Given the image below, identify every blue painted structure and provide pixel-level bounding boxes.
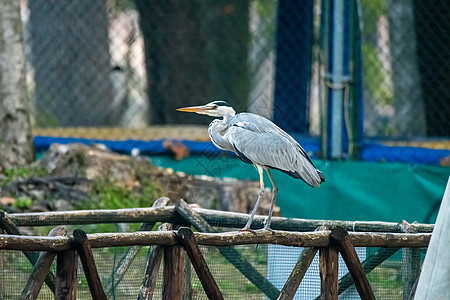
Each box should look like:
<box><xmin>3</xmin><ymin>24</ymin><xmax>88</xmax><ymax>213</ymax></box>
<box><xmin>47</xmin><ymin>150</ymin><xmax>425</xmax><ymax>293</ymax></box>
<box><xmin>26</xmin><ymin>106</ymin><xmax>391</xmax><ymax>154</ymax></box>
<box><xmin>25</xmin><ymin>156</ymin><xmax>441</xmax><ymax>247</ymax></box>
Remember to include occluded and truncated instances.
<box><xmin>34</xmin><ymin>136</ymin><xmax>449</xmax><ymax>166</ymax></box>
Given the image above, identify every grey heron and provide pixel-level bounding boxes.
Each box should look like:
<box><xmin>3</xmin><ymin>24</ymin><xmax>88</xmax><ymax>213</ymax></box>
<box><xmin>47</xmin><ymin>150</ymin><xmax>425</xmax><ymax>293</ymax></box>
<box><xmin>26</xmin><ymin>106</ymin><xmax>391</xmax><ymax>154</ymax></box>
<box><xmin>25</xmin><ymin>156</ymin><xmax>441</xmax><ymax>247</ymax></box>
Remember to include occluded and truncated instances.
<box><xmin>177</xmin><ymin>100</ymin><xmax>325</xmax><ymax>230</ymax></box>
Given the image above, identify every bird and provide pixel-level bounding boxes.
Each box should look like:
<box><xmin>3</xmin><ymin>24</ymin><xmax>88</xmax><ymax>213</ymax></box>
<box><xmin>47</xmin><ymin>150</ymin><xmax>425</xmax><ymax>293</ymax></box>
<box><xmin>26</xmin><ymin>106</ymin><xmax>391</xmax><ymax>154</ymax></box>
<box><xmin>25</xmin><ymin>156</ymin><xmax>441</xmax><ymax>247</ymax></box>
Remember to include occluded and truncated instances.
<box><xmin>177</xmin><ymin>100</ymin><xmax>325</xmax><ymax>230</ymax></box>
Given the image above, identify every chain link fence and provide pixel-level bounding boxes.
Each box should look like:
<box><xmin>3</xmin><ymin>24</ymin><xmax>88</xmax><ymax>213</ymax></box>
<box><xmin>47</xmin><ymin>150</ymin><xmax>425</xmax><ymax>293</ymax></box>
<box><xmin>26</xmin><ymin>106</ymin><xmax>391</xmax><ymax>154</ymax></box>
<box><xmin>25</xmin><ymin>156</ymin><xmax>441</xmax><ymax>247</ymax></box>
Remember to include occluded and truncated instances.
<box><xmin>22</xmin><ymin>0</ymin><xmax>449</xmax><ymax>140</ymax></box>
<box><xmin>360</xmin><ymin>0</ymin><xmax>449</xmax><ymax>137</ymax></box>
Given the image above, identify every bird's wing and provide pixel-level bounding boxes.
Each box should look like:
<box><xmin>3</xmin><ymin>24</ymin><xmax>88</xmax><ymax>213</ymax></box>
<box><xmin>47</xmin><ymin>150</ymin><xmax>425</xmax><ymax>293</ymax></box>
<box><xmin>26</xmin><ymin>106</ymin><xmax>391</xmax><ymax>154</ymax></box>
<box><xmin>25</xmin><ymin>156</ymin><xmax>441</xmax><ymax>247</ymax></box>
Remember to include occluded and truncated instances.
<box><xmin>227</xmin><ymin>113</ymin><xmax>323</xmax><ymax>187</ymax></box>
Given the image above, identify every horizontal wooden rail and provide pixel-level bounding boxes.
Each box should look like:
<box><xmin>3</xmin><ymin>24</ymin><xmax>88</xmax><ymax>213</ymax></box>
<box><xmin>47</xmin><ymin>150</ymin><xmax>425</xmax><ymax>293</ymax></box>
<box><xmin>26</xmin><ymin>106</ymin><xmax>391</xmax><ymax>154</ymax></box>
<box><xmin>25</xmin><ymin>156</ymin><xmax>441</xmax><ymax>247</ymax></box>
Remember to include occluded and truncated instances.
<box><xmin>0</xmin><ymin>230</ymin><xmax>431</xmax><ymax>252</ymax></box>
<box><xmin>7</xmin><ymin>207</ymin><xmax>175</xmax><ymax>226</ymax></box>
<box><xmin>5</xmin><ymin>207</ymin><xmax>434</xmax><ymax>233</ymax></box>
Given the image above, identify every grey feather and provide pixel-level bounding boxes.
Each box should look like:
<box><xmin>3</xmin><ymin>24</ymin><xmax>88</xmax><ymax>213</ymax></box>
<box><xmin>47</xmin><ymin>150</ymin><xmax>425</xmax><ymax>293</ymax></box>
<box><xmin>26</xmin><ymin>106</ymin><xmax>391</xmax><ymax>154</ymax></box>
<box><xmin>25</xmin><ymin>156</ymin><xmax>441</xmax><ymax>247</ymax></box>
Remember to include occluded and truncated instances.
<box><xmin>178</xmin><ymin>100</ymin><xmax>324</xmax><ymax>230</ymax></box>
<box><xmin>208</xmin><ymin>113</ymin><xmax>324</xmax><ymax>188</ymax></box>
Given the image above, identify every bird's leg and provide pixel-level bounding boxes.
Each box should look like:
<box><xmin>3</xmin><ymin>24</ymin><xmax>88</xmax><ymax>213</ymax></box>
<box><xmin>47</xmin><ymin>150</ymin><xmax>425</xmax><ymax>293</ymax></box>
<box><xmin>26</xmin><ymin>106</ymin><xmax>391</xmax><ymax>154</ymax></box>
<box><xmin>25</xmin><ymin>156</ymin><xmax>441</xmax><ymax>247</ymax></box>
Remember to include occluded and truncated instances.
<box><xmin>241</xmin><ymin>165</ymin><xmax>265</xmax><ymax>231</ymax></box>
<box><xmin>263</xmin><ymin>169</ymin><xmax>278</xmax><ymax>230</ymax></box>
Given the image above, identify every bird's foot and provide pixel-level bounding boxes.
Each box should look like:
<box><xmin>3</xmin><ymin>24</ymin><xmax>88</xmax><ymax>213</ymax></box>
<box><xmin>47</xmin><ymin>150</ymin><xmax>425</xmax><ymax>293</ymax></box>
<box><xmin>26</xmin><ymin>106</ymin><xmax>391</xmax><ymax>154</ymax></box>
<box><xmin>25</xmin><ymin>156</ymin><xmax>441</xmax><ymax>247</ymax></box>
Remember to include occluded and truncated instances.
<box><xmin>261</xmin><ymin>226</ymin><xmax>275</xmax><ymax>233</ymax></box>
<box><xmin>238</xmin><ymin>227</ymin><xmax>257</xmax><ymax>234</ymax></box>
<box><xmin>263</xmin><ymin>217</ymin><xmax>272</xmax><ymax>230</ymax></box>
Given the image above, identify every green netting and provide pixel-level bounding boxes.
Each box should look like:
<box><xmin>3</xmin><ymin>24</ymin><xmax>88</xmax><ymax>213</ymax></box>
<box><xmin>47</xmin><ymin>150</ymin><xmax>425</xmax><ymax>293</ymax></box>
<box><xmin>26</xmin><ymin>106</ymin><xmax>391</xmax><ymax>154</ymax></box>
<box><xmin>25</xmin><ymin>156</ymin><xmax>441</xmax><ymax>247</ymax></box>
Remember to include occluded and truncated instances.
<box><xmin>151</xmin><ymin>156</ymin><xmax>449</xmax><ymax>223</ymax></box>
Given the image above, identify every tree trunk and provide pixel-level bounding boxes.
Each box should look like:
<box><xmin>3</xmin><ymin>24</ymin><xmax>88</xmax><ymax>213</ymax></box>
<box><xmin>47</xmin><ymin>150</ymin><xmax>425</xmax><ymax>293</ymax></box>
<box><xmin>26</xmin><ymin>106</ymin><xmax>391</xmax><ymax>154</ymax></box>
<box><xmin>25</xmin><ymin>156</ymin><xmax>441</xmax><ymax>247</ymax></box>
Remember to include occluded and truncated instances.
<box><xmin>413</xmin><ymin>0</ymin><xmax>450</xmax><ymax>137</ymax></box>
<box><xmin>136</xmin><ymin>0</ymin><xmax>249</xmax><ymax>124</ymax></box>
<box><xmin>0</xmin><ymin>0</ymin><xmax>34</xmax><ymax>170</ymax></box>
<box><xmin>28</xmin><ymin>0</ymin><xmax>114</xmax><ymax>127</ymax></box>
<box><xmin>204</xmin><ymin>0</ymin><xmax>250</xmax><ymax>113</ymax></box>
<box><xmin>387</xmin><ymin>0</ymin><xmax>426</xmax><ymax>137</ymax></box>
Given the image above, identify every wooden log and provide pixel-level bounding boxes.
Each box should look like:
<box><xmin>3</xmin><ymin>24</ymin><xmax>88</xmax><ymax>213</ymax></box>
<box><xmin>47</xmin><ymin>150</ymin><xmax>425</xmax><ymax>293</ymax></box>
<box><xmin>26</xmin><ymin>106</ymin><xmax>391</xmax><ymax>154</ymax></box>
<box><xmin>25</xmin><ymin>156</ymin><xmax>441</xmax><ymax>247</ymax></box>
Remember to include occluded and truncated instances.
<box><xmin>138</xmin><ymin>223</ymin><xmax>172</xmax><ymax>300</ymax></box>
<box><xmin>330</xmin><ymin>226</ymin><xmax>375</xmax><ymax>300</ymax></box>
<box><xmin>72</xmin><ymin>229</ymin><xmax>107</xmax><ymax>300</ymax></box>
<box><xmin>0</xmin><ymin>230</ymin><xmax>432</xmax><ymax>252</ymax></box>
<box><xmin>319</xmin><ymin>246</ymin><xmax>339</xmax><ymax>300</ymax></box>
<box><xmin>192</xmin><ymin>208</ymin><xmax>434</xmax><ymax>233</ymax></box>
<box><xmin>162</xmin><ymin>244</ymin><xmax>184</xmax><ymax>300</ymax></box>
<box><xmin>8</xmin><ymin>206</ymin><xmax>174</xmax><ymax>226</ymax></box>
<box><xmin>0</xmin><ymin>209</ymin><xmax>39</xmax><ymax>264</ymax></box>
<box><xmin>195</xmin><ymin>230</ymin><xmax>431</xmax><ymax>248</ymax></box>
<box><xmin>0</xmin><ymin>211</ymin><xmax>56</xmax><ymax>293</ymax></box>
<box><xmin>20</xmin><ymin>226</ymin><xmax>67</xmax><ymax>300</ymax></box>
<box><xmin>400</xmin><ymin>221</ymin><xmax>421</xmax><ymax>300</ymax></box>
<box><xmin>0</xmin><ymin>210</ymin><xmax>25</xmax><ymax>235</ymax></box>
<box><xmin>176</xmin><ymin>227</ymin><xmax>224</xmax><ymax>300</ymax></box>
<box><xmin>348</xmin><ymin>232</ymin><xmax>430</xmax><ymax>248</ymax></box>
<box><xmin>338</xmin><ymin>247</ymin><xmax>399</xmax><ymax>295</ymax></box>
<box><xmin>0</xmin><ymin>231</ymin><xmax>177</xmax><ymax>251</ymax></box>
<box><xmin>277</xmin><ymin>247</ymin><xmax>318</xmax><ymax>300</ymax></box>
<box><xmin>55</xmin><ymin>250</ymin><xmax>78</xmax><ymax>300</ymax></box>
<box><xmin>104</xmin><ymin>197</ymin><xmax>170</xmax><ymax>297</ymax></box>
<box><xmin>7</xmin><ymin>207</ymin><xmax>434</xmax><ymax>233</ymax></box>
<box><xmin>175</xmin><ymin>199</ymin><xmax>281</xmax><ymax>300</ymax></box>
<box><xmin>195</xmin><ymin>229</ymin><xmax>331</xmax><ymax>247</ymax></box>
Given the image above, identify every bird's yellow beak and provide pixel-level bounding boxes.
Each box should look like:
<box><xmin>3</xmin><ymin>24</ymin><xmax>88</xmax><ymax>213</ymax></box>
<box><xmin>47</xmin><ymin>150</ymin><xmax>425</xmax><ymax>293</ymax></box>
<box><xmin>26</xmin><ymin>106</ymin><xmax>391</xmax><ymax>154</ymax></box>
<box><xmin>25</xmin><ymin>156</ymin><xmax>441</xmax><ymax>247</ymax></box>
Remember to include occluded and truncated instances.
<box><xmin>176</xmin><ymin>105</ymin><xmax>209</xmax><ymax>113</ymax></box>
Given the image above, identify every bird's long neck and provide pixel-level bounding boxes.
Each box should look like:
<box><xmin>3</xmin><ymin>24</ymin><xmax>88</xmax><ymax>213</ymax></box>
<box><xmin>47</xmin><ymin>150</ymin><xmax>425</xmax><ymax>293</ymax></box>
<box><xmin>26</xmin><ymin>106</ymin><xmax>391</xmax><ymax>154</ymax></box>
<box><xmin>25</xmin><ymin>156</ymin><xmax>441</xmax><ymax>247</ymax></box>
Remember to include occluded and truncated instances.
<box><xmin>208</xmin><ymin>116</ymin><xmax>233</xmax><ymax>151</ymax></box>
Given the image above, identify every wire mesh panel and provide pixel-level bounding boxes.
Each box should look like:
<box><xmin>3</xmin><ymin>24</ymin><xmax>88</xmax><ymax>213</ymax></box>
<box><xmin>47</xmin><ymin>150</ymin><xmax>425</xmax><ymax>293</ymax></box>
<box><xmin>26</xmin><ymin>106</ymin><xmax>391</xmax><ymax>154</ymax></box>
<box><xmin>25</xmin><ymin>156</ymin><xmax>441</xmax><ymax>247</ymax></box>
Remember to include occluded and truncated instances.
<box><xmin>0</xmin><ymin>242</ymin><xmax>425</xmax><ymax>299</ymax></box>
<box><xmin>267</xmin><ymin>245</ymin><xmax>364</xmax><ymax>299</ymax></box>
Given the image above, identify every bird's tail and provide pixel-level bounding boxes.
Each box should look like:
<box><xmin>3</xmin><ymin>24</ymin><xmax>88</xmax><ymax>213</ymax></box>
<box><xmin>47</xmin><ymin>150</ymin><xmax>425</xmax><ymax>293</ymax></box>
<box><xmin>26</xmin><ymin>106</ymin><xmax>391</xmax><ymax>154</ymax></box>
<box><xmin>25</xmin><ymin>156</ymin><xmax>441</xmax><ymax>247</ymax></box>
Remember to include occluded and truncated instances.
<box><xmin>317</xmin><ymin>170</ymin><xmax>325</xmax><ymax>183</ymax></box>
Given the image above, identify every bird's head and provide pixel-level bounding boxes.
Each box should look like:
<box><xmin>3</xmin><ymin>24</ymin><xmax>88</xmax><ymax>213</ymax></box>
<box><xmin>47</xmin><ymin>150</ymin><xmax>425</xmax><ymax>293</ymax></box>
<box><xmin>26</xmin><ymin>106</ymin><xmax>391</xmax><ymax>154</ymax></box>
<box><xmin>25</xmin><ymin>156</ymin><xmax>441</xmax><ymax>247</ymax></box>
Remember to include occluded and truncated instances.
<box><xmin>177</xmin><ymin>100</ymin><xmax>236</xmax><ymax>118</ymax></box>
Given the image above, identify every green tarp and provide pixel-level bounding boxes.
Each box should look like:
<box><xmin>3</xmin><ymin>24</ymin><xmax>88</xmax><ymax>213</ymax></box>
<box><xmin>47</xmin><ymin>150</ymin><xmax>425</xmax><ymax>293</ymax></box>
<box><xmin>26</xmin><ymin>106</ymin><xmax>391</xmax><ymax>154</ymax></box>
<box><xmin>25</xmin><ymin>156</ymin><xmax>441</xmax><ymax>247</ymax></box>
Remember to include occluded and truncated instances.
<box><xmin>151</xmin><ymin>156</ymin><xmax>449</xmax><ymax>223</ymax></box>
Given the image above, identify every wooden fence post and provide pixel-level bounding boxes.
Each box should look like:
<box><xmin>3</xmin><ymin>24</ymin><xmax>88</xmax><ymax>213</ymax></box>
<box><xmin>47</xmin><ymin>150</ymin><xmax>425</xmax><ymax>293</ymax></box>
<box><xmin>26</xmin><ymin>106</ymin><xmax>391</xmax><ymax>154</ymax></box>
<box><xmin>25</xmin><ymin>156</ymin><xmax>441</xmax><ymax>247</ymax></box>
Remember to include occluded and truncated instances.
<box><xmin>73</xmin><ymin>229</ymin><xmax>107</xmax><ymax>300</ymax></box>
<box><xmin>138</xmin><ymin>223</ymin><xmax>172</xmax><ymax>300</ymax></box>
<box><xmin>162</xmin><ymin>244</ymin><xmax>184</xmax><ymax>300</ymax></box>
<box><xmin>55</xmin><ymin>250</ymin><xmax>78</xmax><ymax>300</ymax></box>
<box><xmin>338</xmin><ymin>247</ymin><xmax>398</xmax><ymax>295</ymax></box>
<box><xmin>319</xmin><ymin>246</ymin><xmax>339</xmax><ymax>300</ymax></box>
<box><xmin>176</xmin><ymin>227</ymin><xmax>224</xmax><ymax>300</ymax></box>
<box><xmin>330</xmin><ymin>226</ymin><xmax>375</xmax><ymax>300</ymax></box>
<box><xmin>20</xmin><ymin>226</ymin><xmax>67</xmax><ymax>300</ymax></box>
<box><xmin>104</xmin><ymin>197</ymin><xmax>170</xmax><ymax>297</ymax></box>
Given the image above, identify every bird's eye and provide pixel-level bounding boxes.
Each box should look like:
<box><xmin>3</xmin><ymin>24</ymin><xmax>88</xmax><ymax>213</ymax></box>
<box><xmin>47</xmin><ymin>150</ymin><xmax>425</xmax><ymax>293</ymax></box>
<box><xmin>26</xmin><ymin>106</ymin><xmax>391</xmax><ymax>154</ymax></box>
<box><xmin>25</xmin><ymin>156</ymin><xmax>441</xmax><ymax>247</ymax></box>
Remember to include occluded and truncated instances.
<box><xmin>209</xmin><ymin>105</ymin><xmax>218</xmax><ymax>109</ymax></box>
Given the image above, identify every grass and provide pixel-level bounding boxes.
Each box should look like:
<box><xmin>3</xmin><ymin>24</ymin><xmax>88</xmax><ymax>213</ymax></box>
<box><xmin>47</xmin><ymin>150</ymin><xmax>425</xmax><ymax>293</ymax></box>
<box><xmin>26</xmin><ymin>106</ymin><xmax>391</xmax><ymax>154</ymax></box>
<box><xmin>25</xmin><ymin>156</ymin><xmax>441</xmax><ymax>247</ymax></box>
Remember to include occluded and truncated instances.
<box><xmin>368</xmin><ymin>263</ymin><xmax>403</xmax><ymax>298</ymax></box>
<box><xmin>0</xmin><ymin>167</ymin><xmax>48</xmax><ymax>185</ymax></box>
<box><xmin>75</xmin><ymin>180</ymin><xmax>164</xmax><ymax>211</ymax></box>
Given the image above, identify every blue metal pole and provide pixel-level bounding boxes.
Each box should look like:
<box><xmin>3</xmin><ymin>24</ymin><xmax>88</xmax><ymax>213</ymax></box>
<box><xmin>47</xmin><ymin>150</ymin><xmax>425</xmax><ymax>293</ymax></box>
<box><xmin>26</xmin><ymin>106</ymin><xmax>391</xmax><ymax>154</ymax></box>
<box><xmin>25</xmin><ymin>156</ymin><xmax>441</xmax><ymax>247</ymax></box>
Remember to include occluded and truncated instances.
<box><xmin>330</xmin><ymin>0</ymin><xmax>346</xmax><ymax>159</ymax></box>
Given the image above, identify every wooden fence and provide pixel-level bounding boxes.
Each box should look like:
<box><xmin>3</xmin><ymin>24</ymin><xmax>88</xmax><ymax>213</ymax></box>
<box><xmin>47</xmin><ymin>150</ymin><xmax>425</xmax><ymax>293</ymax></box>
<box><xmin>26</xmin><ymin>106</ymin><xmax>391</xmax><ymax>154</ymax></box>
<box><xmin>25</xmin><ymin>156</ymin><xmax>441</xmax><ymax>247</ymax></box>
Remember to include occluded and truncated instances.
<box><xmin>0</xmin><ymin>198</ymin><xmax>432</xmax><ymax>300</ymax></box>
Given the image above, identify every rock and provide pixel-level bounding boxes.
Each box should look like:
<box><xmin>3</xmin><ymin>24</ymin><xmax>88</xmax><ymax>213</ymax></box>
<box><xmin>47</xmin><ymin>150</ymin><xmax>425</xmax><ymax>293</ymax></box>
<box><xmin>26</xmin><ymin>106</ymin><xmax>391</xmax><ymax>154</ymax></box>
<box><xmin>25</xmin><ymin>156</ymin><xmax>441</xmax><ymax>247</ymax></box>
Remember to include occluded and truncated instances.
<box><xmin>32</xmin><ymin>143</ymin><xmax>281</xmax><ymax>216</ymax></box>
<box><xmin>36</xmin><ymin>143</ymin><xmax>156</xmax><ymax>184</ymax></box>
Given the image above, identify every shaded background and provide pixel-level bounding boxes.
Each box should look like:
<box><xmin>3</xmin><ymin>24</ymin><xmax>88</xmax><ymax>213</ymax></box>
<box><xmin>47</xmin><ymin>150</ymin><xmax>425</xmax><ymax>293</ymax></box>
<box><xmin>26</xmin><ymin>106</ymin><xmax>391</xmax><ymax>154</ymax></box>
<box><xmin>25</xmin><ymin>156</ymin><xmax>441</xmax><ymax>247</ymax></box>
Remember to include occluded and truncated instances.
<box><xmin>23</xmin><ymin>0</ymin><xmax>449</xmax><ymax>138</ymax></box>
